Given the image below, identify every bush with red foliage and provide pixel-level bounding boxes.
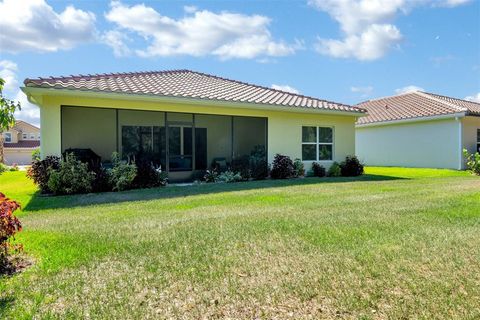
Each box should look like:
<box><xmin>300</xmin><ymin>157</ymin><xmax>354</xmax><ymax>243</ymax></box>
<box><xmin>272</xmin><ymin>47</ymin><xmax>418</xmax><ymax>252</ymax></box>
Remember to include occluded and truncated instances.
<box><xmin>0</xmin><ymin>193</ymin><xmax>22</xmax><ymax>265</ymax></box>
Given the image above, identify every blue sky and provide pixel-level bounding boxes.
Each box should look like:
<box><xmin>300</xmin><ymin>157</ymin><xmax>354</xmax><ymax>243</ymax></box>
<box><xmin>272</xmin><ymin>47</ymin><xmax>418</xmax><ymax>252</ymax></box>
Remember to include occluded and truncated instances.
<box><xmin>0</xmin><ymin>0</ymin><xmax>479</xmax><ymax>126</ymax></box>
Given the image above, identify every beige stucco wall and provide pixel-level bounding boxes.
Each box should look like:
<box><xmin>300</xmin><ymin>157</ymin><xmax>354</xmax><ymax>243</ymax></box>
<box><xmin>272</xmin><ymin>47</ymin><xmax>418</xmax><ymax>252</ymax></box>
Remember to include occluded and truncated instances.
<box><xmin>462</xmin><ymin>116</ymin><xmax>480</xmax><ymax>155</ymax></box>
<box><xmin>15</xmin><ymin>121</ymin><xmax>40</xmax><ymax>140</ymax></box>
<box><xmin>356</xmin><ymin>118</ymin><xmax>461</xmax><ymax>169</ymax></box>
<box><xmin>35</xmin><ymin>94</ymin><xmax>357</xmax><ymax>171</ymax></box>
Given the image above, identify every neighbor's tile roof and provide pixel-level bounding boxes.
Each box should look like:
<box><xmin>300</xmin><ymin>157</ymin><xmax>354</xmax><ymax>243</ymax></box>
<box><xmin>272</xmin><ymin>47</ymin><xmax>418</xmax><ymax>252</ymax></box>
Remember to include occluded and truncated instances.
<box><xmin>356</xmin><ymin>91</ymin><xmax>480</xmax><ymax>125</ymax></box>
<box><xmin>24</xmin><ymin>70</ymin><xmax>363</xmax><ymax>114</ymax></box>
<box><xmin>4</xmin><ymin>141</ymin><xmax>40</xmax><ymax>149</ymax></box>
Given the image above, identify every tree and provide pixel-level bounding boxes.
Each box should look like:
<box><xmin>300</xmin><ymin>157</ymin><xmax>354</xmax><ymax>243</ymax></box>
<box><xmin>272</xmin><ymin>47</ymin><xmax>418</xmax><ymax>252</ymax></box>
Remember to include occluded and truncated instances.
<box><xmin>0</xmin><ymin>78</ymin><xmax>21</xmax><ymax>163</ymax></box>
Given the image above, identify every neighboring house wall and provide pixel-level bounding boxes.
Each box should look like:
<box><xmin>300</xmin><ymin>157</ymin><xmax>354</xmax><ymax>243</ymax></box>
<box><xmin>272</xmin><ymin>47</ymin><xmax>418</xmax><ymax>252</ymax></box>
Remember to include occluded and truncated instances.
<box><xmin>14</xmin><ymin>121</ymin><xmax>40</xmax><ymax>140</ymax></box>
<box><xmin>356</xmin><ymin>118</ymin><xmax>461</xmax><ymax>169</ymax></box>
<box><xmin>38</xmin><ymin>95</ymin><xmax>357</xmax><ymax>171</ymax></box>
<box><xmin>2</xmin><ymin>122</ymin><xmax>40</xmax><ymax>165</ymax></box>
<box><xmin>462</xmin><ymin>116</ymin><xmax>480</xmax><ymax>154</ymax></box>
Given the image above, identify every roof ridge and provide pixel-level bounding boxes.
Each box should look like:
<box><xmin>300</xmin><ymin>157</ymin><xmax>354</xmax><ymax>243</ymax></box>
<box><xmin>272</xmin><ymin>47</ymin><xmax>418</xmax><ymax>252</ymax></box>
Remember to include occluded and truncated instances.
<box><xmin>24</xmin><ymin>69</ymin><xmax>191</xmax><ymax>85</ymax></box>
<box><xmin>415</xmin><ymin>91</ymin><xmax>467</xmax><ymax>113</ymax></box>
<box><xmin>420</xmin><ymin>90</ymin><xmax>480</xmax><ymax>107</ymax></box>
<box><xmin>355</xmin><ymin>91</ymin><xmax>418</xmax><ymax>106</ymax></box>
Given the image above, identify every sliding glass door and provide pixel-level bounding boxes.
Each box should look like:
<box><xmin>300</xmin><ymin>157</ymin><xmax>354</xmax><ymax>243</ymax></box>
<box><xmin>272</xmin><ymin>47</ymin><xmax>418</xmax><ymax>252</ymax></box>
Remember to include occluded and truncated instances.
<box><xmin>168</xmin><ymin>125</ymin><xmax>193</xmax><ymax>171</ymax></box>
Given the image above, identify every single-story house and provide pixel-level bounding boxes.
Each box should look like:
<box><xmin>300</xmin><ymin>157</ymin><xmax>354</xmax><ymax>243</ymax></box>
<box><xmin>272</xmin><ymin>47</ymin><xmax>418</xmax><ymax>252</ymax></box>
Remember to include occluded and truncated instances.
<box><xmin>356</xmin><ymin>91</ymin><xmax>480</xmax><ymax>170</ymax></box>
<box><xmin>2</xmin><ymin>120</ymin><xmax>40</xmax><ymax>165</ymax></box>
<box><xmin>22</xmin><ymin>70</ymin><xmax>364</xmax><ymax>181</ymax></box>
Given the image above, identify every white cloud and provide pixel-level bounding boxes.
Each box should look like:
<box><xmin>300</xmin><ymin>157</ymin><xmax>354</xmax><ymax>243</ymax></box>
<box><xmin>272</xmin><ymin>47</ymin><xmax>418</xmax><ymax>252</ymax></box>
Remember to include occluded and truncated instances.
<box><xmin>271</xmin><ymin>84</ymin><xmax>300</xmax><ymax>94</ymax></box>
<box><xmin>0</xmin><ymin>0</ymin><xmax>96</xmax><ymax>53</ymax></box>
<box><xmin>184</xmin><ymin>5</ymin><xmax>198</xmax><ymax>14</ymax></box>
<box><xmin>465</xmin><ymin>93</ymin><xmax>480</xmax><ymax>103</ymax></box>
<box><xmin>14</xmin><ymin>91</ymin><xmax>40</xmax><ymax>127</ymax></box>
<box><xmin>102</xmin><ymin>30</ymin><xmax>131</xmax><ymax>57</ymax></box>
<box><xmin>0</xmin><ymin>60</ymin><xmax>18</xmax><ymax>92</ymax></box>
<box><xmin>0</xmin><ymin>60</ymin><xmax>40</xmax><ymax>127</ymax></box>
<box><xmin>439</xmin><ymin>0</ymin><xmax>472</xmax><ymax>7</ymax></box>
<box><xmin>309</xmin><ymin>0</ymin><xmax>471</xmax><ymax>60</ymax></box>
<box><xmin>104</xmin><ymin>1</ymin><xmax>299</xmax><ymax>60</ymax></box>
<box><xmin>395</xmin><ymin>85</ymin><xmax>425</xmax><ymax>94</ymax></box>
<box><xmin>351</xmin><ymin>85</ymin><xmax>374</xmax><ymax>97</ymax></box>
<box><xmin>316</xmin><ymin>24</ymin><xmax>402</xmax><ymax>60</ymax></box>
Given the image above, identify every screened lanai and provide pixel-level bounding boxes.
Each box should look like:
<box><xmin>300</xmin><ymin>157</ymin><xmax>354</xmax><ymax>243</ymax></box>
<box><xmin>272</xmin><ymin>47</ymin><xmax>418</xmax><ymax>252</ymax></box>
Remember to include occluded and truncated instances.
<box><xmin>61</xmin><ymin>106</ymin><xmax>267</xmax><ymax>181</ymax></box>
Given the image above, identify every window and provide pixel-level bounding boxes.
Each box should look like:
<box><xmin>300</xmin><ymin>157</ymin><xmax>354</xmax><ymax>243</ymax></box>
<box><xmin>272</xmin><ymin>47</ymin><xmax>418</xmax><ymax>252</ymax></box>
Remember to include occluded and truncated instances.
<box><xmin>302</xmin><ymin>126</ymin><xmax>333</xmax><ymax>161</ymax></box>
<box><xmin>22</xmin><ymin>133</ymin><xmax>27</xmax><ymax>139</ymax></box>
<box><xmin>121</xmin><ymin>125</ymin><xmax>166</xmax><ymax>167</ymax></box>
<box><xmin>4</xmin><ymin>132</ymin><xmax>12</xmax><ymax>143</ymax></box>
<box><xmin>477</xmin><ymin>129</ymin><xmax>480</xmax><ymax>153</ymax></box>
<box><xmin>30</xmin><ymin>133</ymin><xmax>35</xmax><ymax>139</ymax></box>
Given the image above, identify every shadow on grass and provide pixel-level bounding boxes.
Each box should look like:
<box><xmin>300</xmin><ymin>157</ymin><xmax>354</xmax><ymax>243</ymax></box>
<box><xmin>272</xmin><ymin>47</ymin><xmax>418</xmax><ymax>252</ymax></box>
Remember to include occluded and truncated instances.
<box><xmin>24</xmin><ymin>174</ymin><xmax>405</xmax><ymax>212</ymax></box>
<box><xmin>0</xmin><ymin>296</ymin><xmax>14</xmax><ymax>317</ymax></box>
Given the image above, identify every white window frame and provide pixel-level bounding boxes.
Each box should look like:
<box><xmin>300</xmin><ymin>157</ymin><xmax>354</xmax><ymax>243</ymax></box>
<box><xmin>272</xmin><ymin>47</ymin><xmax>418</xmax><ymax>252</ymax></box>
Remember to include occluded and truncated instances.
<box><xmin>30</xmin><ymin>133</ymin><xmax>35</xmax><ymax>139</ymax></box>
<box><xmin>22</xmin><ymin>133</ymin><xmax>27</xmax><ymax>139</ymax></box>
<box><xmin>4</xmin><ymin>132</ymin><xmax>12</xmax><ymax>142</ymax></box>
<box><xmin>301</xmin><ymin>126</ymin><xmax>334</xmax><ymax>162</ymax></box>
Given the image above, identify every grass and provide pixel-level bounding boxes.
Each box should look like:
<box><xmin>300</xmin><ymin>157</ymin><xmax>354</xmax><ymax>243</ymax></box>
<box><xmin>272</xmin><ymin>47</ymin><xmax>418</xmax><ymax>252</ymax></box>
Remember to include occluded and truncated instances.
<box><xmin>0</xmin><ymin>167</ymin><xmax>479</xmax><ymax>319</ymax></box>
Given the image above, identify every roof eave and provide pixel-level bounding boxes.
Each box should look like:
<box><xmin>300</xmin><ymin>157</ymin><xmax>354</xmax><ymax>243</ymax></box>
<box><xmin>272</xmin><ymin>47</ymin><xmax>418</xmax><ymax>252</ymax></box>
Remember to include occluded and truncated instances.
<box><xmin>22</xmin><ymin>86</ymin><xmax>365</xmax><ymax>117</ymax></box>
<box><xmin>356</xmin><ymin>112</ymin><xmax>466</xmax><ymax>128</ymax></box>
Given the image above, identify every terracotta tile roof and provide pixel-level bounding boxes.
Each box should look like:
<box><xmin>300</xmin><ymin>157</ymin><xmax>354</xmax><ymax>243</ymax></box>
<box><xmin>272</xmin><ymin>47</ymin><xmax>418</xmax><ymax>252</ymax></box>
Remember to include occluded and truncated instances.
<box><xmin>24</xmin><ymin>70</ymin><xmax>363</xmax><ymax>114</ymax></box>
<box><xmin>4</xmin><ymin>141</ymin><xmax>40</xmax><ymax>149</ymax></box>
<box><xmin>356</xmin><ymin>91</ymin><xmax>480</xmax><ymax>125</ymax></box>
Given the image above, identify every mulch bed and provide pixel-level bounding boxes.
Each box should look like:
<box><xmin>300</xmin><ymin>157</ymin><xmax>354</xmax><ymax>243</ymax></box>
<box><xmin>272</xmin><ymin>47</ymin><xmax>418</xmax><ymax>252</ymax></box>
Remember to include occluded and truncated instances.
<box><xmin>0</xmin><ymin>255</ymin><xmax>34</xmax><ymax>277</ymax></box>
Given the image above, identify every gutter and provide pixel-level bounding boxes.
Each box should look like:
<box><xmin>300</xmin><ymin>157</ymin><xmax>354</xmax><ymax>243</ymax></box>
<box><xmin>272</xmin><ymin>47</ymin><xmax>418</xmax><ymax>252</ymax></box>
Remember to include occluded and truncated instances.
<box><xmin>355</xmin><ymin>112</ymin><xmax>466</xmax><ymax>128</ymax></box>
<box><xmin>21</xmin><ymin>86</ymin><xmax>366</xmax><ymax>118</ymax></box>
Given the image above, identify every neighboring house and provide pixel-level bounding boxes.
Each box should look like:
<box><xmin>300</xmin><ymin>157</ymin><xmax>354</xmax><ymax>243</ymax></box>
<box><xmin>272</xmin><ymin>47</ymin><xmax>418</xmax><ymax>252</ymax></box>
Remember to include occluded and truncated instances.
<box><xmin>356</xmin><ymin>91</ymin><xmax>480</xmax><ymax>170</ymax></box>
<box><xmin>1</xmin><ymin>120</ymin><xmax>40</xmax><ymax>165</ymax></box>
<box><xmin>21</xmin><ymin>70</ymin><xmax>364</xmax><ymax>181</ymax></box>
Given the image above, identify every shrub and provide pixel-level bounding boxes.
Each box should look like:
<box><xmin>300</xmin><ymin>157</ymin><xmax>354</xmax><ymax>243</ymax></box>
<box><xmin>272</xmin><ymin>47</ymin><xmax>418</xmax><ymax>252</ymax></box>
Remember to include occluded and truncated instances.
<box><xmin>107</xmin><ymin>152</ymin><xmax>137</xmax><ymax>191</ymax></box>
<box><xmin>31</xmin><ymin>148</ymin><xmax>40</xmax><ymax>162</ymax></box>
<box><xmin>311</xmin><ymin>162</ymin><xmax>326</xmax><ymax>177</ymax></box>
<box><xmin>250</xmin><ymin>158</ymin><xmax>269</xmax><ymax>180</ymax></box>
<box><xmin>204</xmin><ymin>169</ymin><xmax>219</xmax><ymax>183</ymax></box>
<box><xmin>133</xmin><ymin>159</ymin><xmax>168</xmax><ymax>188</ymax></box>
<box><xmin>293</xmin><ymin>158</ymin><xmax>305</xmax><ymax>177</ymax></box>
<box><xmin>47</xmin><ymin>153</ymin><xmax>95</xmax><ymax>195</ymax></box>
<box><xmin>327</xmin><ymin>162</ymin><xmax>341</xmax><ymax>177</ymax></box>
<box><xmin>463</xmin><ymin>149</ymin><xmax>480</xmax><ymax>175</ymax></box>
<box><xmin>249</xmin><ymin>145</ymin><xmax>269</xmax><ymax>180</ymax></box>
<box><xmin>0</xmin><ymin>193</ymin><xmax>22</xmax><ymax>268</ymax></box>
<box><xmin>218</xmin><ymin>170</ymin><xmax>243</xmax><ymax>183</ymax></box>
<box><xmin>340</xmin><ymin>156</ymin><xmax>364</xmax><ymax>177</ymax></box>
<box><xmin>27</xmin><ymin>155</ymin><xmax>60</xmax><ymax>193</ymax></box>
<box><xmin>91</xmin><ymin>165</ymin><xmax>112</xmax><ymax>193</ymax></box>
<box><xmin>231</xmin><ymin>155</ymin><xmax>251</xmax><ymax>180</ymax></box>
<box><xmin>9</xmin><ymin>164</ymin><xmax>19</xmax><ymax>172</ymax></box>
<box><xmin>0</xmin><ymin>163</ymin><xmax>6</xmax><ymax>175</ymax></box>
<box><xmin>270</xmin><ymin>154</ymin><xmax>295</xmax><ymax>179</ymax></box>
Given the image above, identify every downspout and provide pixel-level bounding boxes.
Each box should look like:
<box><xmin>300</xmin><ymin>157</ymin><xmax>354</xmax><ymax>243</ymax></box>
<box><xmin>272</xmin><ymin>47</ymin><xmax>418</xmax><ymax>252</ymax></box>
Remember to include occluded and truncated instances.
<box><xmin>456</xmin><ymin>116</ymin><xmax>463</xmax><ymax>170</ymax></box>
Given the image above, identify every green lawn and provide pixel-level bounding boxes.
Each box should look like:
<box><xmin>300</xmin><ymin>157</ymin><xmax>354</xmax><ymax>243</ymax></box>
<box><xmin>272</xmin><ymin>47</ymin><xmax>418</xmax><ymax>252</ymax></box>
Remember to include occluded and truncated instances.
<box><xmin>0</xmin><ymin>168</ymin><xmax>479</xmax><ymax>319</ymax></box>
